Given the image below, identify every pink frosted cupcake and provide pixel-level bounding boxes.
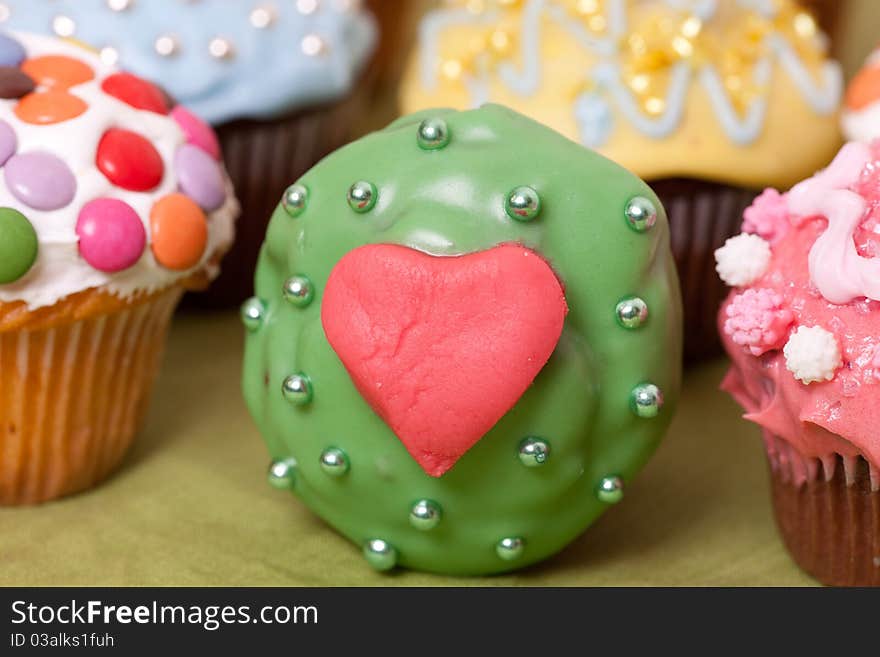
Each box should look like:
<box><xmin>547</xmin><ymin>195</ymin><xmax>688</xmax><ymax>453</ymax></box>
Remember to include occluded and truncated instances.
<box><xmin>717</xmin><ymin>142</ymin><xmax>880</xmax><ymax>586</ymax></box>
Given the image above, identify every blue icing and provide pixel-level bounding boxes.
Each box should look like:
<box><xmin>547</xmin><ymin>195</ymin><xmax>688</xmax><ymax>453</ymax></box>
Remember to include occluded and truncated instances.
<box><xmin>0</xmin><ymin>0</ymin><xmax>377</xmax><ymax>124</ymax></box>
<box><xmin>574</xmin><ymin>92</ymin><xmax>612</xmax><ymax>149</ymax></box>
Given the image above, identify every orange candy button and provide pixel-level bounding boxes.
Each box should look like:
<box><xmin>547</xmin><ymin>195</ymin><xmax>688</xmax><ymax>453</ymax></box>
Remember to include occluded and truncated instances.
<box><xmin>21</xmin><ymin>55</ymin><xmax>94</xmax><ymax>90</ymax></box>
<box><xmin>150</xmin><ymin>193</ymin><xmax>208</xmax><ymax>271</ymax></box>
<box><xmin>14</xmin><ymin>91</ymin><xmax>87</xmax><ymax>125</ymax></box>
<box><xmin>846</xmin><ymin>65</ymin><xmax>880</xmax><ymax>111</ymax></box>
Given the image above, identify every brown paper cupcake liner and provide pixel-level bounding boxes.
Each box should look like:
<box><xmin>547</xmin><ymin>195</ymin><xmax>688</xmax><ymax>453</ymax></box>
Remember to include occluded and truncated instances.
<box><xmin>0</xmin><ymin>287</ymin><xmax>182</xmax><ymax>506</ymax></box>
<box><xmin>650</xmin><ymin>178</ymin><xmax>759</xmax><ymax>364</ymax></box>
<box><xmin>187</xmin><ymin>78</ymin><xmax>376</xmax><ymax>309</ymax></box>
<box><xmin>763</xmin><ymin>433</ymin><xmax>880</xmax><ymax>586</ymax></box>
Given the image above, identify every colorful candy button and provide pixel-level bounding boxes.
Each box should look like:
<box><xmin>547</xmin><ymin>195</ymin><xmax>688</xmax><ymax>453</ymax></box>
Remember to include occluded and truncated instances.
<box><xmin>175</xmin><ymin>144</ymin><xmax>226</xmax><ymax>211</ymax></box>
<box><xmin>0</xmin><ymin>66</ymin><xmax>35</xmax><ymax>99</ymax></box>
<box><xmin>21</xmin><ymin>55</ymin><xmax>94</xmax><ymax>90</ymax></box>
<box><xmin>96</xmin><ymin>129</ymin><xmax>164</xmax><ymax>192</ymax></box>
<box><xmin>14</xmin><ymin>90</ymin><xmax>88</xmax><ymax>125</ymax></box>
<box><xmin>0</xmin><ymin>207</ymin><xmax>38</xmax><ymax>284</ymax></box>
<box><xmin>4</xmin><ymin>151</ymin><xmax>76</xmax><ymax>211</ymax></box>
<box><xmin>149</xmin><ymin>193</ymin><xmax>208</xmax><ymax>271</ymax></box>
<box><xmin>0</xmin><ymin>119</ymin><xmax>17</xmax><ymax>166</ymax></box>
<box><xmin>170</xmin><ymin>106</ymin><xmax>221</xmax><ymax>160</ymax></box>
<box><xmin>102</xmin><ymin>72</ymin><xmax>169</xmax><ymax>115</ymax></box>
<box><xmin>0</xmin><ymin>34</ymin><xmax>26</xmax><ymax>67</ymax></box>
<box><xmin>76</xmin><ymin>199</ymin><xmax>147</xmax><ymax>273</ymax></box>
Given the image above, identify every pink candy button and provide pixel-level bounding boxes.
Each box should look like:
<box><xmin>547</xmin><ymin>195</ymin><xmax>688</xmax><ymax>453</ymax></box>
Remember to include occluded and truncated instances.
<box><xmin>171</xmin><ymin>106</ymin><xmax>221</xmax><ymax>160</ymax></box>
<box><xmin>76</xmin><ymin>198</ymin><xmax>146</xmax><ymax>273</ymax></box>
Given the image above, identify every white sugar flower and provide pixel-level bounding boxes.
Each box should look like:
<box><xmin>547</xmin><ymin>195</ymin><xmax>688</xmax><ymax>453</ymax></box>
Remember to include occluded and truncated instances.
<box><xmin>715</xmin><ymin>233</ymin><xmax>772</xmax><ymax>287</ymax></box>
<box><xmin>784</xmin><ymin>326</ymin><xmax>842</xmax><ymax>384</ymax></box>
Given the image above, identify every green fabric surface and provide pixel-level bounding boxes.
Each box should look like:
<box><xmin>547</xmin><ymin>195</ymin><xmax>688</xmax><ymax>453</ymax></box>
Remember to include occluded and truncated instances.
<box><xmin>0</xmin><ymin>312</ymin><xmax>816</xmax><ymax>586</ymax></box>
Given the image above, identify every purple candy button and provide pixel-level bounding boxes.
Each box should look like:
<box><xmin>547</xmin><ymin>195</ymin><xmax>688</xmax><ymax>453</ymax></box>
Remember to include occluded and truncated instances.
<box><xmin>175</xmin><ymin>143</ymin><xmax>226</xmax><ymax>211</ymax></box>
<box><xmin>0</xmin><ymin>119</ymin><xmax>17</xmax><ymax>166</ymax></box>
<box><xmin>5</xmin><ymin>151</ymin><xmax>76</xmax><ymax>211</ymax></box>
<box><xmin>0</xmin><ymin>33</ymin><xmax>25</xmax><ymax>67</ymax></box>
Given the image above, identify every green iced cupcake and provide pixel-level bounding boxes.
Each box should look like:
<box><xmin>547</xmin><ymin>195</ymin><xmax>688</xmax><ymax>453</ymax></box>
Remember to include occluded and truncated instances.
<box><xmin>242</xmin><ymin>105</ymin><xmax>682</xmax><ymax>575</ymax></box>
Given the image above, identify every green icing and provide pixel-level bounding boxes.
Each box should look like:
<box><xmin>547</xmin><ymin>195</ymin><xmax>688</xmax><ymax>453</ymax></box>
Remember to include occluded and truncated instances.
<box><xmin>242</xmin><ymin>104</ymin><xmax>683</xmax><ymax>576</ymax></box>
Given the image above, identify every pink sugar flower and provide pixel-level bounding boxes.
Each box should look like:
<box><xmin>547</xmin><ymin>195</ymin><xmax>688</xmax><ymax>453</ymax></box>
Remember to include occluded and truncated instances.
<box><xmin>742</xmin><ymin>188</ymin><xmax>790</xmax><ymax>244</ymax></box>
<box><xmin>724</xmin><ymin>288</ymin><xmax>794</xmax><ymax>356</ymax></box>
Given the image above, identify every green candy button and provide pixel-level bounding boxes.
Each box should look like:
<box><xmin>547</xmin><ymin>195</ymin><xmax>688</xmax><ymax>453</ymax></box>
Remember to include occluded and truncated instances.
<box><xmin>0</xmin><ymin>207</ymin><xmax>37</xmax><ymax>284</ymax></box>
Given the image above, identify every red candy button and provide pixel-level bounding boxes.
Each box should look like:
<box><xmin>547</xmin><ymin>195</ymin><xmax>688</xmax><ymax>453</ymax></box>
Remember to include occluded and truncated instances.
<box><xmin>102</xmin><ymin>72</ymin><xmax>169</xmax><ymax>114</ymax></box>
<box><xmin>96</xmin><ymin>128</ymin><xmax>164</xmax><ymax>192</ymax></box>
<box><xmin>150</xmin><ymin>193</ymin><xmax>208</xmax><ymax>271</ymax></box>
<box><xmin>14</xmin><ymin>90</ymin><xmax>87</xmax><ymax>124</ymax></box>
<box><xmin>21</xmin><ymin>55</ymin><xmax>94</xmax><ymax>89</ymax></box>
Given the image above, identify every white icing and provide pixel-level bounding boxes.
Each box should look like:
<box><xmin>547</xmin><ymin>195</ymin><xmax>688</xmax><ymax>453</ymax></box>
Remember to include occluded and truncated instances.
<box><xmin>715</xmin><ymin>233</ymin><xmax>772</xmax><ymax>287</ymax></box>
<box><xmin>0</xmin><ymin>32</ymin><xmax>238</xmax><ymax>310</ymax></box>
<box><xmin>783</xmin><ymin>325</ymin><xmax>842</xmax><ymax>384</ymax></box>
<box><xmin>842</xmin><ymin>99</ymin><xmax>880</xmax><ymax>144</ymax></box>
<box><xmin>418</xmin><ymin>0</ymin><xmax>842</xmax><ymax>147</ymax></box>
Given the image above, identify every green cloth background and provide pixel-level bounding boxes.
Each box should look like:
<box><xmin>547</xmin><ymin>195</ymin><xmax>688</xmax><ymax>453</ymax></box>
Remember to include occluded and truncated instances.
<box><xmin>0</xmin><ymin>313</ymin><xmax>816</xmax><ymax>586</ymax></box>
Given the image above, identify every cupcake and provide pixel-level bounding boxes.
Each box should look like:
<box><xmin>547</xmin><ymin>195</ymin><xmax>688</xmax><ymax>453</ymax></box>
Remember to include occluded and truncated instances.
<box><xmin>842</xmin><ymin>46</ymin><xmax>880</xmax><ymax>144</ymax></box>
<box><xmin>0</xmin><ymin>31</ymin><xmax>237</xmax><ymax>505</ymax></box>
<box><xmin>717</xmin><ymin>142</ymin><xmax>880</xmax><ymax>586</ymax></box>
<box><xmin>399</xmin><ymin>0</ymin><xmax>843</xmax><ymax>362</ymax></box>
<box><xmin>0</xmin><ymin>0</ymin><xmax>377</xmax><ymax>307</ymax></box>
<box><xmin>242</xmin><ymin>104</ymin><xmax>682</xmax><ymax>575</ymax></box>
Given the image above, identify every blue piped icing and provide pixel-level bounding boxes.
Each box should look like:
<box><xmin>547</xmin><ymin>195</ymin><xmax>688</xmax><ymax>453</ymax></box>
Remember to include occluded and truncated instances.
<box><xmin>0</xmin><ymin>0</ymin><xmax>377</xmax><ymax>125</ymax></box>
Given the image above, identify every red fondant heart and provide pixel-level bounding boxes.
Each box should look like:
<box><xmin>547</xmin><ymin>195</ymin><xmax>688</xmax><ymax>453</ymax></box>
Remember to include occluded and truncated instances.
<box><xmin>321</xmin><ymin>243</ymin><xmax>568</xmax><ymax>477</ymax></box>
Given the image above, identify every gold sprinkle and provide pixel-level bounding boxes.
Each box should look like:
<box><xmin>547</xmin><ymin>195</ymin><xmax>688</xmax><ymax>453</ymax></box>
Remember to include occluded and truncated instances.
<box><xmin>793</xmin><ymin>12</ymin><xmax>817</xmax><ymax>38</ymax></box>
<box><xmin>644</xmin><ymin>97</ymin><xmax>665</xmax><ymax>115</ymax></box>
<box><xmin>672</xmin><ymin>35</ymin><xmax>693</xmax><ymax>57</ymax></box>
<box><xmin>441</xmin><ymin>59</ymin><xmax>464</xmax><ymax>80</ymax></box>
<box><xmin>681</xmin><ymin>16</ymin><xmax>702</xmax><ymax>39</ymax></box>
<box><xmin>588</xmin><ymin>14</ymin><xmax>606</xmax><ymax>32</ymax></box>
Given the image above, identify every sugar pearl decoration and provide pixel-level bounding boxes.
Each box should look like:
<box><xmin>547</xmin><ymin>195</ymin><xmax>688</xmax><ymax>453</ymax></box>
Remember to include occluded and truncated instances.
<box><xmin>630</xmin><ymin>383</ymin><xmax>664</xmax><ymax>418</ymax></box>
<box><xmin>624</xmin><ymin>196</ymin><xmax>657</xmax><ymax>232</ymax></box>
<box><xmin>283</xmin><ymin>275</ymin><xmax>314</xmax><ymax>307</ymax></box>
<box><xmin>240</xmin><ymin>297</ymin><xmax>266</xmax><ymax>332</ymax></box>
<box><xmin>715</xmin><ymin>233</ymin><xmax>772</xmax><ymax>287</ymax></box>
<box><xmin>616</xmin><ymin>296</ymin><xmax>649</xmax><ymax>329</ymax></box>
<box><xmin>417</xmin><ymin>118</ymin><xmax>451</xmax><ymax>150</ymax></box>
<box><xmin>52</xmin><ymin>15</ymin><xmax>76</xmax><ymax>38</ymax></box>
<box><xmin>107</xmin><ymin>0</ymin><xmax>135</xmax><ymax>10</ymax></box>
<box><xmin>347</xmin><ymin>181</ymin><xmax>377</xmax><ymax>213</ymax></box>
<box><xmin>518</xmin><ymin>437</ymin><xmax>550</xmax><ymax>467</ymax></box>
<box><xmin>496</xmin><ymin>537</ymin><xmax>525</xmax><ymax>561</ymax></box>
<box><xmin>505</xmin><ymin>186</ymin><xmax>542</xmax><ymax>222</ymax></box>
<box><xmin>250</xmin><ymin>5</ymin><xmax>277</xmax><ymax>28</ymax></box>
<box><xmin>783</xmin><ymin>326</ymin><xmax>842</xmax><ymax>384</ymax></box>
<box><xmin>319</xmin><ymin>447</ymin><xmax>349</xmax><ymax>477</ymax></box>
<box><xmin>596</xmin><ymin>476</ymin><xmax>624</xmax><ymax>504</ymax></box>
<box><xmin>297</xmin><ymin>0</ymin><xmax>319</xmax><ymax>14</ymax></box>
<box><xmin>363</xmin><ymin>539</ymin><xmax>397</xmax><ymax>571</ymax></box>
<box><xmin>267</xmin><ymin>458</ymin><xmax>297</xmax><ymax>489</ymax></box>
<box><xmin>301</xmin><ymin>34</ymin><xmax>327</xmax><ymax>57</ymax></box>
<box><xmin>100</xmin><ymin>47</ymin><xmax>120</xmax><ymax>66</ymax></box>
<box><xmin>208</xmin><ymin>37</ymin><xmax>235</xmax><ymax>60</ymax></box>
<box><xmin>282</xmin><ymin>373</ymin><xmax>313</xmax><ymax>405</ymax></box>
<box><xmin>282</xmin><ymin>184</ymin><xmax>308</xmax><ymax>217</ymax></box>
<box><xmin>410</xmin><ymin>500</ymin><xmax>442</xmax><ymax>531</ymax></box>
<box><xmin>154</xmin><ymin>34</ymin><xmax>180</xmax><ymax>57</ymax></box>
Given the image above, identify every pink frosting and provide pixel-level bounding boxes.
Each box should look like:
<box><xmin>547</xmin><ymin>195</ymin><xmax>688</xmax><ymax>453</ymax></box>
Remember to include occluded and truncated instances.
<box><xmin>742</xmin><ymin>188</ymin><xmax>790</xmax><ymax>244</ymax></box>
<box><xmin>720</xmin><ymin>143</ymin><xmax>880</xmax><ymax>487</ymax></box>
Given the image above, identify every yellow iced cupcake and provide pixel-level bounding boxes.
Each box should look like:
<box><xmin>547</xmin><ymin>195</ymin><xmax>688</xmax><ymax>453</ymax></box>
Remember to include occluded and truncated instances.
<box><xmin>401</xmin><ymin>0</ymin><xmax>843</xmax><ymax>360</ymax></box>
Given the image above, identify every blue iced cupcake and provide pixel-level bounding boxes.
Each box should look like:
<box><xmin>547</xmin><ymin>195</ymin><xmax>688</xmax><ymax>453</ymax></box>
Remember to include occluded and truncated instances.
<box><xmin>0</xmin><ymin>0</ymin><xmax>378</xmax><ymax>305</ymax></box>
